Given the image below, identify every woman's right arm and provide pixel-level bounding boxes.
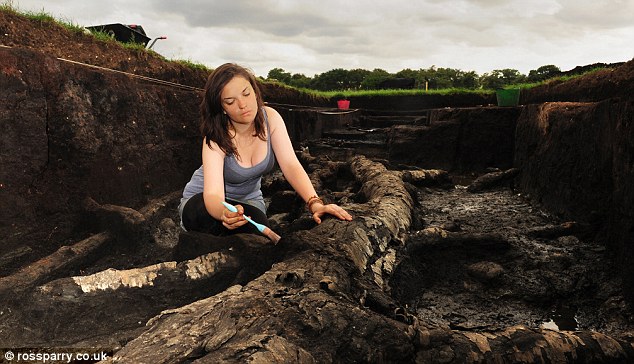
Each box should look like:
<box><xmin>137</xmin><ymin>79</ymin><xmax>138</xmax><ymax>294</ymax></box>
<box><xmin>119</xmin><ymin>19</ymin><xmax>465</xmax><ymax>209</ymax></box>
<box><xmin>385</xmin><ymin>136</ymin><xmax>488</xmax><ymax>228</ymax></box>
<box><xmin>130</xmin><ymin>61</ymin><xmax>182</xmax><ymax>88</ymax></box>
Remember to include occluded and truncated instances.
<box><xmin>201</xmin><ymin>139</ymin><xmax>248</xmax><ymax>229</ymax></box>
<box><xmin>201</xmin><ymin>139</ymin><xmax>227</xmax><ymax>220</ymax></box>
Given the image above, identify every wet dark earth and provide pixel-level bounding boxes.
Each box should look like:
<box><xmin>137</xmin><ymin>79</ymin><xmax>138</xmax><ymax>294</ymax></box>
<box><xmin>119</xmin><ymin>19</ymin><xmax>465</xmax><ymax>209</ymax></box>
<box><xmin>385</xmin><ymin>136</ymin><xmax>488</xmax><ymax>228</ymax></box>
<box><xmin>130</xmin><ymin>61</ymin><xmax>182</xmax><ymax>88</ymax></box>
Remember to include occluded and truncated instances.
<box><xmin>1</xmin><ymin>159</ymin><xmax>633</xmax><ymax>353</ymax></box>
<box><xmin>391</xmin><ymin>178</ymin><xmax>633</xmax><ymax>340</ymax></box>
<box><xmin>71</xmin><ymin>168</ymin><xmax>634</xmax><ymax>345</ymax></box>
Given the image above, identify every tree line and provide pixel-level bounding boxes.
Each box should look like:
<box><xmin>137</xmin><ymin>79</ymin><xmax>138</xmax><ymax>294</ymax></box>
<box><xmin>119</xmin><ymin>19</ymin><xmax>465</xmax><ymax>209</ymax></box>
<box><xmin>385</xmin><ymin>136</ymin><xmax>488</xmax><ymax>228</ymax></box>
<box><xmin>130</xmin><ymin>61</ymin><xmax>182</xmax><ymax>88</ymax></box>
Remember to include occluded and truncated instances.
<box><xmin>266</xmin><ymin>64</ymin><xmax>565</xmax><ymax>91</ymax></box>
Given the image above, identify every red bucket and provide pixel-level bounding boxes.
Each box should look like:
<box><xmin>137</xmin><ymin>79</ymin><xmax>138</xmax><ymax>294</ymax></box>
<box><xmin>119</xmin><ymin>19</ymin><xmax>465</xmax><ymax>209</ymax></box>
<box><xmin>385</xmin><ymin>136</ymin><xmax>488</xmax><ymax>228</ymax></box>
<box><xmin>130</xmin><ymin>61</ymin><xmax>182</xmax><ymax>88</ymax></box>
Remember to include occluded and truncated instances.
<box><xmin>337</xmin><ymin>100</ymin><xmax>350</xmax><ymax>110</ymax></box>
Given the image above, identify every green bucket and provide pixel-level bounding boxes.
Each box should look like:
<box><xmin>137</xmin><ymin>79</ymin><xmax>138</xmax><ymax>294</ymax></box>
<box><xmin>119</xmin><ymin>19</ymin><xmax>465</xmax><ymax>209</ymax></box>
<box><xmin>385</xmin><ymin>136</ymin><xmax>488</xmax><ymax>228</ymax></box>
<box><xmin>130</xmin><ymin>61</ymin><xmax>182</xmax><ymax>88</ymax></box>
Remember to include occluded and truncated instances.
<box><xmin>496</xmin><ymin>88</ymin><xmax>520</xmax><ymax>107</ymax></box>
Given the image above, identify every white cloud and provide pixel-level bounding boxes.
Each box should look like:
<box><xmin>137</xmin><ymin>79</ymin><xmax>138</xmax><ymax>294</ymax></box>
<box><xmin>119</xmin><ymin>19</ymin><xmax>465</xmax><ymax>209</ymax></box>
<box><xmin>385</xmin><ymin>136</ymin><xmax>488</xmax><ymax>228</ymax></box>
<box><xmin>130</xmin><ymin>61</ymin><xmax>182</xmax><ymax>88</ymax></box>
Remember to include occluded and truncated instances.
<box><xmin>12</xmin><ymin>0</ymin><xmax>634</xmax><ymax>77</ymax></box>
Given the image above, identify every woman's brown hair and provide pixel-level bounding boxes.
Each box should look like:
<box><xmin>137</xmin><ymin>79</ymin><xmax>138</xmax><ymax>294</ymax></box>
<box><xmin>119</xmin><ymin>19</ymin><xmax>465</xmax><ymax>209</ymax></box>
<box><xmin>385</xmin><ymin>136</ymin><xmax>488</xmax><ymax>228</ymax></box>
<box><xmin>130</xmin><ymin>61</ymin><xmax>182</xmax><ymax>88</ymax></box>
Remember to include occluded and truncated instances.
<box><xmin>199</xmin><ymin>63</ymin><xmax>266</xmax><ymax>157</ymax></box>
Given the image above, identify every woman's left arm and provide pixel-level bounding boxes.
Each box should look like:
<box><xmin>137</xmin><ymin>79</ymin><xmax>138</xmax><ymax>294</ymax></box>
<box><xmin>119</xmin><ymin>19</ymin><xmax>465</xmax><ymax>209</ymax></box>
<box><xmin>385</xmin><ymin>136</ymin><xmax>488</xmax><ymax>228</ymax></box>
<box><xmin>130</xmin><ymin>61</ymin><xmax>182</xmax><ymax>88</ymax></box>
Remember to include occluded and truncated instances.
<box><xmin>266</xmin><ymin>106</ymin><xmax>352</xmax><ymax>223</ymax></box>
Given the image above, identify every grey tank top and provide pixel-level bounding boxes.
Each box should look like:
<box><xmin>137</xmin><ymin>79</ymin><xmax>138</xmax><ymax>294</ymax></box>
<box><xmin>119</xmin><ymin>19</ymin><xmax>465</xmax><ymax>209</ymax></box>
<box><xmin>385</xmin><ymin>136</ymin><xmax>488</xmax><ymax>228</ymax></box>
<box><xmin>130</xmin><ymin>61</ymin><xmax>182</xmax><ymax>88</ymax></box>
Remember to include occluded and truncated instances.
<box><xmin>182</xmin><ymin>109</ymin><xmax>275</xmax><ymax>213</ymax></box>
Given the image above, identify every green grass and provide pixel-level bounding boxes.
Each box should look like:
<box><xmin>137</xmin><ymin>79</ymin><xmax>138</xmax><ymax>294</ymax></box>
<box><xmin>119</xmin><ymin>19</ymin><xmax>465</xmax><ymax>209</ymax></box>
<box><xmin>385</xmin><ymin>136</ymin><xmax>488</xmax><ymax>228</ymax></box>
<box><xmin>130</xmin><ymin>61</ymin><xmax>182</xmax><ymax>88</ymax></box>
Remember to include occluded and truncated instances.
<box><xmin>16</xmin><ymin>8</ymin><xmax>56</xmax><ymax>23</ymax></box>
<box><xmin>89</xmin><ymin>30</ymin><xmax>117</xmax><ymax>43</ymax></box>
<box><xmin>59</xmin><ymin>20</ymin><xmax>85</xmax><ymax>34</ymax></box>
<box><xmin>122</xmin><ymin>41</ymin><xmax>151</xmax><ymax>52</ymax></box>
<box><xmin>1</xmin><ymin>1</ymin><xmax>94</xmax><ymax>36</ymax></box>
<box><xmin>262</xmin><ymin>84</ymin><xmax>493</xmax><ymax>100</ymax></box>
<box><xmin>504</xmin><ymin>67</ymin><xmax>608</xmax><ymax>90</ymax></box>
<box><xmin>173</xmin><ymin>59</ymin><xmax>211</xmax><ymax>72</ymax></box>
<box><xmin>0</xmin><ymin>1</ymin><xmax>18</xmax><ymax>14</ymax></box>
<box><xmin>318</xmin><ymin>87</ymin><xmax>491</xmax><ymax>99</ymax></box>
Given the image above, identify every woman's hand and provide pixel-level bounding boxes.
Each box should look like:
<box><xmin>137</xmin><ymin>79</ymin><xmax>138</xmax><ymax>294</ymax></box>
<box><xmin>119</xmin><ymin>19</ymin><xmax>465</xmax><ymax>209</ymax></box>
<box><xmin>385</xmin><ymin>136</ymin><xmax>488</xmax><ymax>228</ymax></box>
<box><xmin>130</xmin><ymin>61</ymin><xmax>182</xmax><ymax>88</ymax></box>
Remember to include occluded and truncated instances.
<box><xmin>221</xmin><ymin>204</ymin><xmax>248</xmax><ymax>229</ymax></box>
<box><xmin>310</xmin><ymin>202</ymin><xmax>353</xmax><ymax>224</ymax></box>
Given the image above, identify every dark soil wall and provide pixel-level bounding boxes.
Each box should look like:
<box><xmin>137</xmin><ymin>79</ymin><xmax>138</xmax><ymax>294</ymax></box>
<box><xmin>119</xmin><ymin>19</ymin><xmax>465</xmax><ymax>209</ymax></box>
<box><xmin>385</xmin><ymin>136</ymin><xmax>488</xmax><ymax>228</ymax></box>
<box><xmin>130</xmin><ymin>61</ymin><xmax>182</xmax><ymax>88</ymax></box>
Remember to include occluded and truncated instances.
<box><xmin>275</xmin><ymin>106</ymin><xmax>356</xmax><ymax>146</ymax></box>
<box><xmin>514</xmin><ymin>102</ymin><xmax>613</xmax><ymax>222</ymax></box>
<box><xmin>514</xmin><ymin>100</ymin><xmax>634</xmax><ymax>300</ymax></box>
<box><xmin>387</xmin><ymin>107</ymin><xmax>521</xmax><ymax>172</ymax></box>
<box><xmin>0</xmin><ymin>47</ymin><xmax>202</xmax><ymax>268</ymax></box>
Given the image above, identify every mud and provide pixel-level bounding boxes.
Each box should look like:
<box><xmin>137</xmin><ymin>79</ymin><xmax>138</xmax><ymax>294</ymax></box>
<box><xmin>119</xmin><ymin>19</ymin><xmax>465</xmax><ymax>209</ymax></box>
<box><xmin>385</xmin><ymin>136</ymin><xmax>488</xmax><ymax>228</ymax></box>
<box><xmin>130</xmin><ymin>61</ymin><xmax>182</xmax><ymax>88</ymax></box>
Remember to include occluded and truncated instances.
<box><xmin>391</xmin><ymin>181</ymin><xmax>632</xmax><ymax>339</ymax></box>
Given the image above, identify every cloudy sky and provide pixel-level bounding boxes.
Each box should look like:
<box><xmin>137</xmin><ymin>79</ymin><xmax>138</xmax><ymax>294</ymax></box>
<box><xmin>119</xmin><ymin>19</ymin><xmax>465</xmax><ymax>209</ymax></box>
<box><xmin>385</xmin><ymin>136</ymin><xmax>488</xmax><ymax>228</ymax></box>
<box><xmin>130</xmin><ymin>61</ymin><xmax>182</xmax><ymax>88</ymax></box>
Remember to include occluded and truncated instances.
<box><xmin>12</xmin><ymin>0</ymin><xmax>634</xmax><ymax>78</ymax></box>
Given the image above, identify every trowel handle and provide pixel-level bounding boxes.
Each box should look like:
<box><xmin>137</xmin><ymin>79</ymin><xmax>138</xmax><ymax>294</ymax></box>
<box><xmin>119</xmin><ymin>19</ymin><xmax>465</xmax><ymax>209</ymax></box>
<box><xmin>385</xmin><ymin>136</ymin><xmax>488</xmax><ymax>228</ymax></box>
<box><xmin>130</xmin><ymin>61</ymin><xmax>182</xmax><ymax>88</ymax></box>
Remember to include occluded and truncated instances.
<box><xmin>221</xmin><ymin>201</ymin><xmax>266</xmax><ymax>233</ymax></box>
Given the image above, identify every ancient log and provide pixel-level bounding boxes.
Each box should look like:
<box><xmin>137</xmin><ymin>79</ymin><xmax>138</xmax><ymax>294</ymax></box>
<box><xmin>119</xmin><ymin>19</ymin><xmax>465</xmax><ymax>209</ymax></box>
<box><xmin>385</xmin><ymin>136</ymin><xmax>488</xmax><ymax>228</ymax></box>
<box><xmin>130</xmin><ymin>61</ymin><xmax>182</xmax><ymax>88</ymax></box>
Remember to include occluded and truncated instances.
<box><xmin>0</xmin><ymin>191</ymin><xmax>183</xmax><ymax>295</ymax></box>
<box><xmin>406</xmin><ymin>227</ymin><xmax>512</xmax><ymax>253</ymax></box>
<box><xmin>0</xmin><ymin>245</ymin><xmax>33</xmax><ymax>268</ymax></box>
<box><xmin>0</xmin><ymin>232</ymin><xmax>111</xmax><ymax>294</ymax></box>
<box><xmin>82</xmin><ymin>190</ymin><xmax>182</xmax><ymax>243</ymax></box>
<box><xmin>137</xmin><ymin>190</ymin><xmax>183</xmax><ymax>218</ymax></box>
<box><xmin>401</xmin><ymin>168</ymin><xmax>451</xmax><ymax>187</ymax></box>
<box><xmin>467</xmin><ymin>168</ymin><xmax>519</xmax><ymax>193</ymax></box>
<box><xmin>37</xmin><ymin>251</ymin><xmax>239</xmax><ymax>297</ymax></box>
<box><xmin>107</xmin><ymin>155</ymin><xmax>634</xmax><ymax>363</ymax></box>
<box><xmin>83</xmin><ymin>196</ymin><xmax>146</xmax><ymax>226</ymax></box>
<box><xmin>525</xmin><ymin>221</ymin><xmax>579</xmax><ymax>239</ymax></box>
<box><xmin>299</xmin><ymin>152</ymin><xmax>347</xmax><ymax>195</ymax></box>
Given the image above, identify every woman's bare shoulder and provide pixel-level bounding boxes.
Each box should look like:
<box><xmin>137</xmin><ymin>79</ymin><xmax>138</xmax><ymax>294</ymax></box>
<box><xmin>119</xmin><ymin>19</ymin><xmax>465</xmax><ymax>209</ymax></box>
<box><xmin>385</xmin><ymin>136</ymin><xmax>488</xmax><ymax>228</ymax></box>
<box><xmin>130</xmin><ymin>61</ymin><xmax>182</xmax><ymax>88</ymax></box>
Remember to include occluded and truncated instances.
<box><xmin>264</xmin><ymin>105</ymin><xmax>282</xmax><ymax>119</ymax></box>
<box><xmin>264</xmin><ymin>106</ymin><xmax>285</xmax><ymax>129</ymax></box>
<box><xmin>202</xmin><ymin>137</ymin><xmax>225</xmax><ymax>156</ymax></box>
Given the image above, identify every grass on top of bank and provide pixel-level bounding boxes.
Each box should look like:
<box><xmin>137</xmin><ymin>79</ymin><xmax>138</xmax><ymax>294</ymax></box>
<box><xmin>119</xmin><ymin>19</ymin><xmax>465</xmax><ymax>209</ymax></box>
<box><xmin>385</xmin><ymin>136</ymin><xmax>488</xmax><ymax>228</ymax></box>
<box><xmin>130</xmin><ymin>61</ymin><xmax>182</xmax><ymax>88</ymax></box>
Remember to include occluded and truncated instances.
<box><xmin>318</xmin><ymin>88</ymin><xmax>491</xmax><ymax>99</ymax></box>
<box><xmin>1</xmin><ymin>2</ymin><xmax>85</xmax><ymax>33</ymax></box>
<box><xmin>503</xmin><ymin>67</ymin><xmax>608</xmax><ymax>90</ymax></box>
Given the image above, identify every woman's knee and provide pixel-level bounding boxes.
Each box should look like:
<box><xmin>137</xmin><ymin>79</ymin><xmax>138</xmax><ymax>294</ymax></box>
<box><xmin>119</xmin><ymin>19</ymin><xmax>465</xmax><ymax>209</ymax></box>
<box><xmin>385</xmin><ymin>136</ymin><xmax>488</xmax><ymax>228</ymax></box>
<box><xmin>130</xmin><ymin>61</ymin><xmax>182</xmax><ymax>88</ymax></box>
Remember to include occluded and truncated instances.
<box><xmin>182</xmin><ymin>193</ymin><xmax>220</xmax><ymax>233</ymax></box>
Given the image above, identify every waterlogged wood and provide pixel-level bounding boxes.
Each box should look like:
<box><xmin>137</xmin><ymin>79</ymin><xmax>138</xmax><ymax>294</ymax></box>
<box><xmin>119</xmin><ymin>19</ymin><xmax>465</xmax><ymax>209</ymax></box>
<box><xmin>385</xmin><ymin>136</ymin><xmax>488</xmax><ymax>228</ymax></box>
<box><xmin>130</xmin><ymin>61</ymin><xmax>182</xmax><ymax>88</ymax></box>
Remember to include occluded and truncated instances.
<box><xmin>82</xmin><ymin>190</ymin><xmax>182</xmax><ymax>240</ymax></box>
<box><xmin>82</xmin><ymin>196</ymin><xmax>148</xmax><ymax>243</ymax></box>
<box><xmin>0</xmin><ymin>234</ymin><xmax>279</xmax><ymax>349</ymax></box>
<box><xmin>406</xmin><ymin>227</ymin><xmax>512</xmax><ymax>253</ymax></box>
<box><xmin>0</xmin><ymin>232</ymin><xmax>111</xmax><ymax>294</ymax></box>
<box><xmin>37</xmin><ymin>250</ymin><xmax>240</xmax><ymax>297</ymax></box>
<box><xmin>0</xmin><ymin>245</ymin><xmax>33</xmax><ymax>267</ymax></box>
<box><xmin>106</xmin><ymin>156</ymin><xmax>634</xmax><ymax>363</ymax></box>
<box><xmin>36</xmin><ymin>230</ymin><xmax>279</xmax><ymax>300</ymax></box>
<box><xmin>137</xmin><ymin>190</ymin><xmax>182</xmax><ymax>218</ymax></box>
<box><xmin>109</xmin><ymin>259</ymin><xmax>417</xmax><ymax>363</ymax></box>
<box><xmin>526</xmin><ymin>221</ymin><xmax>579</xmax><ymax>239</ymax></box>
<box><xmin>401</xmin><ymin>168</ymin><xmax>451</xmax><ymax>187</ymax></box>
<box><xmin>0</xmin><ymin>191</ymin><xmax>183</xmax><ymax>295</ymax></box>
<box><xmin>297</xmin><ymin>148</ymin><xmax>353</xmax><ymax>198</ymax></box>
<box><xmin>467</xmin><ymin>168</ymin><xmax>520</xmax><ymax>193</ymax></box>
